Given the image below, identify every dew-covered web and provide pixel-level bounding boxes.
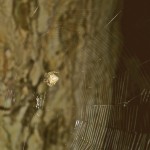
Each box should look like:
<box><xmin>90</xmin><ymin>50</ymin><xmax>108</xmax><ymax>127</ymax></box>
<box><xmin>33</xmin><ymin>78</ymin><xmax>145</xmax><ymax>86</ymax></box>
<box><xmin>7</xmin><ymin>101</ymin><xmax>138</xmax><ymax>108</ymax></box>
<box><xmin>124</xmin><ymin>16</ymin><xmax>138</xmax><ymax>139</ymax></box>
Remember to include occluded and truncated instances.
<box><xmin>0</xmin><ymin>1</ymin><xmax>150</xmax><ymax>150</ymax></box>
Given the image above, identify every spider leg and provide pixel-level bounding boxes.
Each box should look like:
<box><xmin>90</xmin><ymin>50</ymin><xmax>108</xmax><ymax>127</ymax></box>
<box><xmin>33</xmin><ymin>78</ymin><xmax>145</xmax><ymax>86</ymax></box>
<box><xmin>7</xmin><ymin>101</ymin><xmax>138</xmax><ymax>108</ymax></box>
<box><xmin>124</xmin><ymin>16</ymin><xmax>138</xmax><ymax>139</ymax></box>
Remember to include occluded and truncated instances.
<box><xmin>52</xmin><ymin>71</ymin><xmax>59</xmax><ymax>74</ymax></box>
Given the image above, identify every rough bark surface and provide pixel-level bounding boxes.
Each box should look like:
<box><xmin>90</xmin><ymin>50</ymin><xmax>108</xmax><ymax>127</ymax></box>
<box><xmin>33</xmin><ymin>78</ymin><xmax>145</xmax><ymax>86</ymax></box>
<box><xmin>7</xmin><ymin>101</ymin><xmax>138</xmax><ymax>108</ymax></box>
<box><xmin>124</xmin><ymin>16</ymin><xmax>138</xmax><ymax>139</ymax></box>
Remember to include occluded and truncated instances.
<box><xmin>2</xmin><ymin>0</ymin><xmax>150</xmax><ymax>150</ymax></box>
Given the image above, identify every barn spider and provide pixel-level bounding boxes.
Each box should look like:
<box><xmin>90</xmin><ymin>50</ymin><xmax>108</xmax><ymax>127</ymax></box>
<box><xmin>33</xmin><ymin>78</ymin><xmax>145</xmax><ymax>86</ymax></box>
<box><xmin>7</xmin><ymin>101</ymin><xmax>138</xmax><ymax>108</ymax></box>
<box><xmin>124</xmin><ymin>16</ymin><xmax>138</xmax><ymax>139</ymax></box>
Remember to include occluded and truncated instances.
<box><xmin>44</xmin><ymin>71</ymin><xmax>59</xmax><ymax>87</ymax></box>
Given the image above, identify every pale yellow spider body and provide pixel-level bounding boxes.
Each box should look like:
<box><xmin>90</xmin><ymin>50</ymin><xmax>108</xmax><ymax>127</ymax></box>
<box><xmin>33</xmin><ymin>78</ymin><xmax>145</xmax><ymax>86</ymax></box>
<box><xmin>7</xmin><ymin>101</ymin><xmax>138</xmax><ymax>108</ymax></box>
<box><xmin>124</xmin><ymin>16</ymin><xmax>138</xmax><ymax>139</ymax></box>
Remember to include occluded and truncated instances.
<box><xmin>44</xmin><ymin>71</ymin><xmax>59</xmax><ymax>87</ymax></box>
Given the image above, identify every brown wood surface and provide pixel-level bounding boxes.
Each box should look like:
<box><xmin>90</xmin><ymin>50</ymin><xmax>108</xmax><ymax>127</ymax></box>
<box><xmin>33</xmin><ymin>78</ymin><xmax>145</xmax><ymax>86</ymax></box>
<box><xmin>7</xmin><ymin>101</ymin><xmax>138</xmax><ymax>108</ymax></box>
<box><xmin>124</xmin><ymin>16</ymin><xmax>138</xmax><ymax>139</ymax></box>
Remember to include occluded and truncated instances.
<box><xmin>0</xmin><ymin>0</ymin><xmax>150</xmax><ymax>150</ymax></box>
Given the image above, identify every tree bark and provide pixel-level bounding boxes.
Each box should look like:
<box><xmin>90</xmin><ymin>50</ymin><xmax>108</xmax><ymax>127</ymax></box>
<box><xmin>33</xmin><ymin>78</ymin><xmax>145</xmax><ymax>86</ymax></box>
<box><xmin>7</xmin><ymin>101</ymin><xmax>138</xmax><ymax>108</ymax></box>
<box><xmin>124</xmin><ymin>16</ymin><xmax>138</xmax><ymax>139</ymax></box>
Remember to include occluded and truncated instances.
<box><xmin>2</xmin><ymin>0</ymin><xmax>150</xmax><ymax>150</ymax></box>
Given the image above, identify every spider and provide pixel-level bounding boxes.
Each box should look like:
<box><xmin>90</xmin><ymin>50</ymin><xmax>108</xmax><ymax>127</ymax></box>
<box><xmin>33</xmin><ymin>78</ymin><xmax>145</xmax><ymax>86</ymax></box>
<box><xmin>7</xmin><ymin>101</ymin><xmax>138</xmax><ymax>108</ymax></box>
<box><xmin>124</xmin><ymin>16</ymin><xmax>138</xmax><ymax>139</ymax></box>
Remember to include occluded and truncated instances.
<box><xmin>44</xmin><ymin>71</ymin><xmax>59</xmax><ymax>87</ymax></box>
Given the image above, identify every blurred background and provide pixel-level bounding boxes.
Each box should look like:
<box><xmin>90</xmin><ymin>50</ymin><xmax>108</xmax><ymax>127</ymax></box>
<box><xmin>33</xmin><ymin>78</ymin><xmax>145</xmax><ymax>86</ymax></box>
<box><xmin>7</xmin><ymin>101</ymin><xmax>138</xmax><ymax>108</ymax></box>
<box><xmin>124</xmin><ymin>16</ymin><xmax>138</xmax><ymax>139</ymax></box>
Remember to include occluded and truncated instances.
<box><xmin>0</xmin><ymin>0</ymin><xmax>150</xmax><ymax>150</ymax></box>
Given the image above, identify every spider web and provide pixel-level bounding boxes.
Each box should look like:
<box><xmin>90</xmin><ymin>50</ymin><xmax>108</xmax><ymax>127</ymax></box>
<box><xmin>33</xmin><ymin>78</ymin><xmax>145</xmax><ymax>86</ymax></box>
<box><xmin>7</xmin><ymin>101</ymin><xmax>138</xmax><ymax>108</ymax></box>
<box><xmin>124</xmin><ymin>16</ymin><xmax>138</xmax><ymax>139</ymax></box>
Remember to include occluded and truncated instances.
<box><xmin>66</xmin><ymin>14</ymin><xmax>150</xmax><ymax>150</ymax></box>
<box><xmin>0</xmin><ymin>1</ymin><xmax>150</xmax><ymax>150</ymax></box>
